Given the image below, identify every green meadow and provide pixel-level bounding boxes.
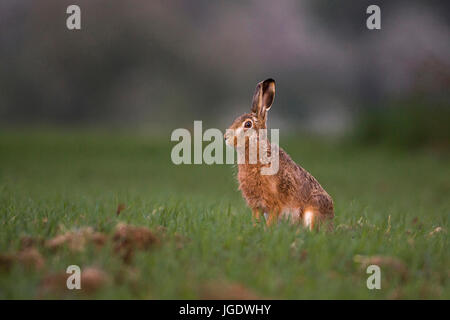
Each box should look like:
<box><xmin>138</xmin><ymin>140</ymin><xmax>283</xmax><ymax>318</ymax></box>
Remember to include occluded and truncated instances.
<box><xmin>0</xmin><ymin>131</ymin><xmax>448</xmax><ymax>299</ymax></box>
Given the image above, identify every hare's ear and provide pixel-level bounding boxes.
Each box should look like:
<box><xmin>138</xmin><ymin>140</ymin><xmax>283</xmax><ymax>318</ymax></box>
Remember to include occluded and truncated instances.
<box><xmin>251</xmin><ymin>79</ymin><xmax>276</xmax><ymax>117</ymax></box>
<box><xmin>261</xmin><ymin>78</ymin><xmax>275</xmax><ymax>112</ymax></box>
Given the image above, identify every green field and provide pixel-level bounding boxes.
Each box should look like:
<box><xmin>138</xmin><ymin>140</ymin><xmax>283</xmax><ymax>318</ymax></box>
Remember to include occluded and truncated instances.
<box><xmin>0</xmin><ymin>131</ymin><xmax>448</xmax><ymax>299</ymax></box>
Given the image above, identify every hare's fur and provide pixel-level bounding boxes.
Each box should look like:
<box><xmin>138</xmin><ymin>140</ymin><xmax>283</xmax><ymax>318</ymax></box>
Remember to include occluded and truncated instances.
<box><xmin>225</xmin><ymin>79</ymin><xmax>334</xmax><ymax>229</ymax></box>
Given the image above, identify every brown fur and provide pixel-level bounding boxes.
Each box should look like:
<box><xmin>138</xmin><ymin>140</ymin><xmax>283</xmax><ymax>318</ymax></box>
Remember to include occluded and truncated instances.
<box><xmin>225</xmin><ymin>79</ymin><xmax>334</xmax><ymax>230</ymax></box>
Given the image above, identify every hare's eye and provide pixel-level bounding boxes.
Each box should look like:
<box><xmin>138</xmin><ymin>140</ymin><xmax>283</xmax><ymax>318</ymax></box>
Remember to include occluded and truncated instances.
<box><xmin>244</xmin><ymin>121</ymin><xmax>252</xmax><ymax>128</ymax></box>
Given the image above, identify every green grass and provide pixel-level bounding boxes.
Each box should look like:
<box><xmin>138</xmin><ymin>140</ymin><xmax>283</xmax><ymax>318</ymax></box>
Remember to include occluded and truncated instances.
<box><xmin>0</xmin><ymin>130</ymin><xmax>448</xmax><ymax>299</ymax></box>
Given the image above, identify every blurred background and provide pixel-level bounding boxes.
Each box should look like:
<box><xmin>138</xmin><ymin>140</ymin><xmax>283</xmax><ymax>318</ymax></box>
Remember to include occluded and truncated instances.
<box><xmin>0</xmin><ymin>0</ymin><xmax>449</xmax><ymax>149</ymax></box>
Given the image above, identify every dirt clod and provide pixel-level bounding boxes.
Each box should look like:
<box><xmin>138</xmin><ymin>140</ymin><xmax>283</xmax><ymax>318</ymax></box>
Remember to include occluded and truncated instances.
<box><xmin>354</xmin><ymin>255</ymin><xmax>408</xmax><ymax>280</ymax></box>
<box><xmin>39</xmin><ymin>266</ymin><xmax>108</xmax><ymax>296</ymax></box>
<box><xmin>81</xmin><ymin>267</ymin><xmax>109</xmax><ymax>292</ymax></box>
<box><xmin>113</xmin><ymin>223</ymin><xmax>159</xmax><ymax>263</ymax></box>
<box><xmin>0</xmin><ymin>248</ymin><xmax>45</xmax><ymax>271</ymax></box>
<box><xmin>45</xmin><ymin>227</ymin><xmax>107</xmax><ymax>251</ymax></box>
<box><xmin>16</xmin><ymin>248</ymin><xmax>45</xmax><ymax>270</ymax></box>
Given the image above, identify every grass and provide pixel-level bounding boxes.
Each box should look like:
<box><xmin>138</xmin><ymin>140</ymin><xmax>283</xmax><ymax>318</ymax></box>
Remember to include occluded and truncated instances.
<box><xmin>0</xmin><ymin>130</ymin><xmax>448</xmax><ymax>299</ymax></box>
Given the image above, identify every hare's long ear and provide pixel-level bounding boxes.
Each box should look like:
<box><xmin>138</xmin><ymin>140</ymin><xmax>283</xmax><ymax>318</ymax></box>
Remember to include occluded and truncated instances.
<box><xmin>251</xmin><ymin>79</ymin><xmax>276</xmax><ymax>119</ymax></box>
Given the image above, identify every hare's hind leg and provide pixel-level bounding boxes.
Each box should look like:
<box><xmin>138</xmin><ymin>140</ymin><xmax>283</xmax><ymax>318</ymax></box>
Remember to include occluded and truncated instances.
<box><xmin>305</xmin><ymin>194</ymin><xmax>334</xmax><ymax>231</ymax></box>
<box><xmin>317</xmin><ymin>211</ymin><xmax>334</xmax><ymax>232</ymax></box>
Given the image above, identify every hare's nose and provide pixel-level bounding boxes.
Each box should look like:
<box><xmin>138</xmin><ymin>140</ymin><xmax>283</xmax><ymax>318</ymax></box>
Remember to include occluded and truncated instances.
<box><xmin>224</xmin><ymin>132</ymin><xmax>228</xmax><ymax>140</ymax></box>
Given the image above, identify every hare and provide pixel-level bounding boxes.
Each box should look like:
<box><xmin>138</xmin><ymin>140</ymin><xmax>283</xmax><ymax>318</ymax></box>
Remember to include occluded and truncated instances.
<box><xmin>224</xmin><ymin>79</ymin><xmax>334</xmax><ymax>230</ymax></box>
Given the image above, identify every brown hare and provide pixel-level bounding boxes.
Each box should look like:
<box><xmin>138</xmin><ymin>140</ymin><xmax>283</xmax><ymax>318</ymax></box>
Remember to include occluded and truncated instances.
<box><xmin>224</xmin><ymin>78</ymin><xmax>334</xmax><ymax>230</ymax></box>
